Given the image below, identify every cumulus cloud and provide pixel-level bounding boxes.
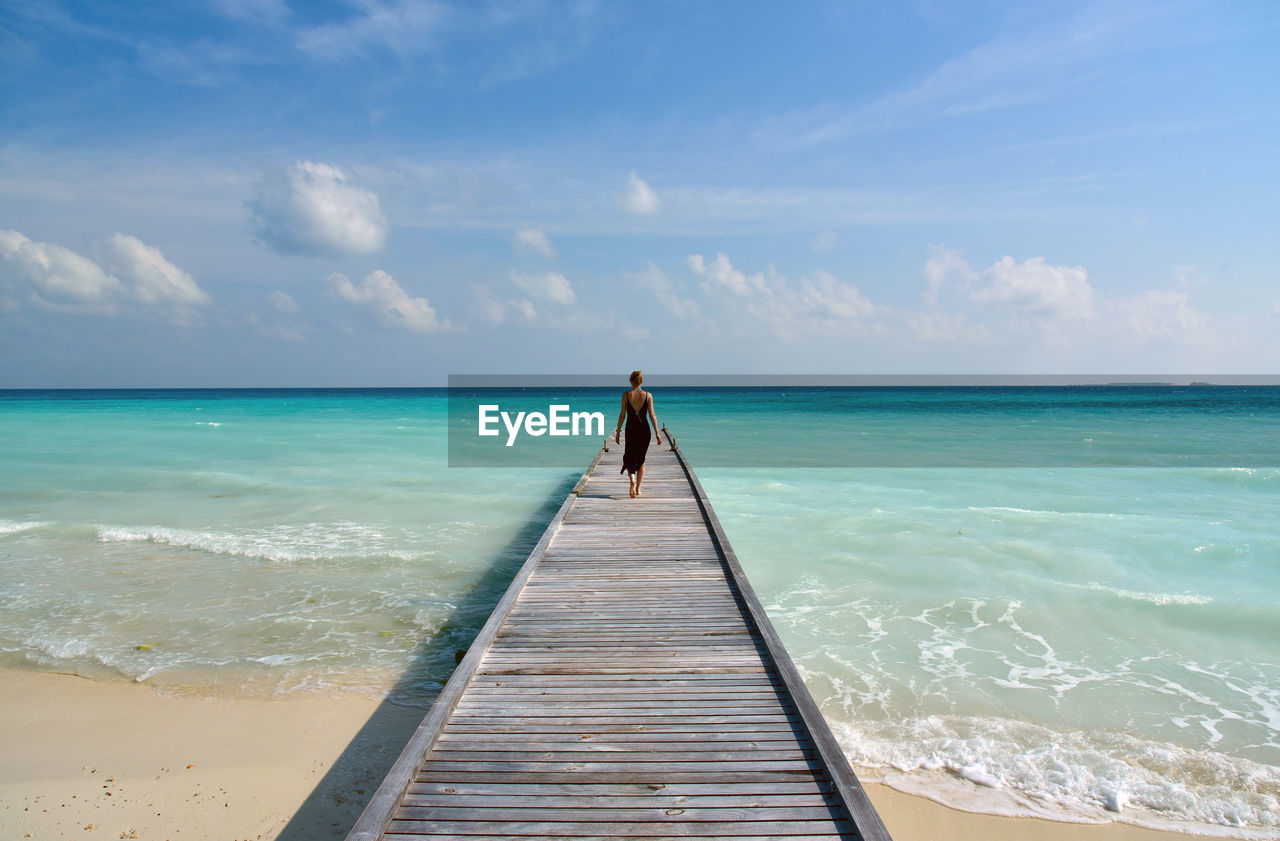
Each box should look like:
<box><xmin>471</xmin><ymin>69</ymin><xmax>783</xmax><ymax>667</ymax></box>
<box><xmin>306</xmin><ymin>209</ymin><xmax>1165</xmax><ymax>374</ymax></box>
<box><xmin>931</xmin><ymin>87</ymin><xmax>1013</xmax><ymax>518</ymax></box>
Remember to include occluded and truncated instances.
<box><xmin>511</xmin><ymin>270</ymin><xmax>575</xmax><ymax>305</ymax></box>
<box><xmin>971</xmin><ymin>255</ymin><xmax>1094</xmax><ymax>319</ymax></box>
<box><xmin>474</xmin><ymin>284</ymin><xmax>537</xmax><ymax>325</ymax></box>
<box><xmin>688</xmin><ymin>252</ymin><xmax>874</xmax><ymax>336</ymax></box>
<box><xmin>0</xmin><ymin>229</ymin><xmax>208</xmax><ymax>317</ymax></box>
<box><xmin>627</xmin><ymin>261</ymin><xmax>699</xmax><ymax>318</ymax></box>
<box><xmin>622</xmin><ymin>171</ymin><xmax>660</xmax><ymax>215</ymax></box>
<box><xmin>688</xmin><ymin>252</ymin><xmax>767</xmax><ymax>297</ymax></box>
<box><xmin>1120</xmin><ymin>289</ymin><xmax>1210</xmax><ymax>343</ymax></box>
<box><xmin>798</xmin><ymin>270</ymin><xmax>876</xmax><ymax>321</ymax></box>
<box><xmin>325</xmin><ymin>270</ymin><xmax>449</xmax><ymax>333</ymax></box>
<box><xmin>917</xmin><ymin>248</ymin><xmax>1216</xmax><ymax>350</ymax></box>
<box><xmin>250</xmin><ymin>161</ymin><xmax>388</xmax><ymax>257</ymax></box>
<box><xmin>513</xmin><ymin>227</ymin><xmax>556</xmax><ymax>259</ymax></box>
<box><xmin>98</xmin><ymin>234</ymin><xmax>209</xmax><ymax>307</ymax></box>
<box><xmin>473</xmin><ymin>280</ymin><xmax>646</xmax><ymax>338</ymax></box>
<box><xmin>923</xmin><ymin>244</ymin><xmax>977</xmax><ymax>304</ymax></box>
<box><xmin>0</xmin><ymin>229</ymin><xmax>122</xmax><ymax>312</ymax></box>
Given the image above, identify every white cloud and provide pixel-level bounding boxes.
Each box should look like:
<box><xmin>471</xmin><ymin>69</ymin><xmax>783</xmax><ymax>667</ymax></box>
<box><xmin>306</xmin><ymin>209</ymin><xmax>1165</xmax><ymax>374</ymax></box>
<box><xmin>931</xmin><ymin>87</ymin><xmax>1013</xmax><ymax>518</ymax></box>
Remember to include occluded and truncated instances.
<box><xmin>923</xmin><ymin>244</ymin><xmax>977</xmax><ymax>303</ymax></box>
<box><xmin>513</xmin><ymin>227</ymin><xmax>556</xmax><ymax>259</ymax></box>
<box><xmin>916</xmin><ymin>249</ymin><xmax>1218</xmax><ymax>351</ymax></box>
<box><xmin>250</xmin><ymin>161</ymin><xmax>389</xmax><ymax>257</ymax></box>
<box><xmin>811</xmin><ymin>230</ymin><xmax>836</xmax><ymax>252</ymax></box>
<box><xmin>297</xmin><ymin>0</ymin><xmax>450</xmax><ymax>60</ymax></box>
<box><xmin>687</xmin><ymin>253</ymin><xmax>768</xmax><ymax>297</ymax></box>
<box><xmin>688</xmin><ymin>252</ymin><xmax>875</xmax><ymax>336</ymax></box>
<box><xmin>269</xmin><ymin>291</ymin><xmax>299</xmax><ymax>313</ymax></box>
<box><xmin>325</xmin><ymin>270</ymin><xmax>449</xmax><ymax>333</ymax></box>
<box><xmin>0</xmin><ymin>229</ymin><xmax>122</xmax><ymax>312</ymax></box>
<box><xmin>1120</xmin><ymin>289</ymin><xmax>1210</xmax><ymax>343</ymax></box>
<box><xmin>473</xmin><ymin>281</ymin><xmax>646</xmax><ymax>339</ymax></box>
<box><xmin>98</xmin><ymin>234</ymin><xmax>209</xmax><ymax>307</ymax></box>
<box><xmin>0</xmin><ymin>229</ymin><xmax>208</xmax><ymax>317</ymax></box>
<box><xmin>798</xmin><ymin>269</ymin><xmax>875</xmax><ymax>321</ymax></box>
<box><xmin>971</xmin><ymin>255</ymin><xmax>1095</xmax><ymax>319</ymax></box>
<box><xmin>473</xmin><ymin>284</ymin><xmax>537</xmax><ymax>324</ymax></box>
<box><xmin>622</xmin><ymin>171</ymin><xmax>660</xmax><ymax>215</ymax></box>
<box><xmin>627</xmin><ymin>261</ymin><xmax>698</xmax><ymax>318</ymax></box>
<box><xmin>511</xmin><ymin>270</ymin><xmax>575</xmax><ymax>305</ymax></box>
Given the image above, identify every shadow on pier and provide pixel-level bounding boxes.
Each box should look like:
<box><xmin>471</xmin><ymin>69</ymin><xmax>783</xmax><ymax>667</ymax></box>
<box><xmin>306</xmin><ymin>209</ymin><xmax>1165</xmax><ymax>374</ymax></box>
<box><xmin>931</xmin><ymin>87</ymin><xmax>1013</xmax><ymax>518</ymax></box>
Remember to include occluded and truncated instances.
<box><xmin>275</xmin><ymin>473</ymin><xmax>579</xmax><ymax>841</ymax></box>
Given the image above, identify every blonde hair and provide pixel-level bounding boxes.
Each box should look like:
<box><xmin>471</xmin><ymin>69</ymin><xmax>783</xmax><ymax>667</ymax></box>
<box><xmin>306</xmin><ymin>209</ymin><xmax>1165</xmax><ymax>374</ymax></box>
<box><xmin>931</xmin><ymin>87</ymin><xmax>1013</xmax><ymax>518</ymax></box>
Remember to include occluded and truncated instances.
<box><xmin>629</xmin><ymin>370</ymin><xmax>643</xmax><ymax>386</ymax></box>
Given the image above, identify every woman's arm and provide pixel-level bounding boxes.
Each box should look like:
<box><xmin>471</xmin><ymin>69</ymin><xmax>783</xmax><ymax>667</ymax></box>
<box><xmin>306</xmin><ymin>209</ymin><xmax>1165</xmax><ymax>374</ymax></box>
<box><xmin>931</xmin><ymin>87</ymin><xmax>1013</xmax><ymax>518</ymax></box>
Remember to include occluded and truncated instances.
<box><xmin>647</xmin><ymin>394</ymin><xmax>662</xmax><ymax>444</ymax></box>
<box><xmin>615</xmin><ymin>394</ymin><xmax>626</xmax><ymax>444</ymax></box>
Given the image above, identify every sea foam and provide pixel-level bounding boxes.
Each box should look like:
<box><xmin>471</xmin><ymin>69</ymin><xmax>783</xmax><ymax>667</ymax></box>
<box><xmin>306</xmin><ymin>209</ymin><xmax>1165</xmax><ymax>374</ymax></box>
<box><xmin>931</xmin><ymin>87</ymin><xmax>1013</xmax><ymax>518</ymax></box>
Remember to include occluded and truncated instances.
<box><xmin>95</xmin><ymin>522</ymin><xmax>416</xmax><ymax>562</ymax></box>
<box><xmin>833</xmin><ymin>715</ymin><xmax>1280</xmax><ymax>833</ymax></box>
<box><xmin>0</xmin><ymin>520</ymin><xmax>46</xmax><ymax>535</ymax></box>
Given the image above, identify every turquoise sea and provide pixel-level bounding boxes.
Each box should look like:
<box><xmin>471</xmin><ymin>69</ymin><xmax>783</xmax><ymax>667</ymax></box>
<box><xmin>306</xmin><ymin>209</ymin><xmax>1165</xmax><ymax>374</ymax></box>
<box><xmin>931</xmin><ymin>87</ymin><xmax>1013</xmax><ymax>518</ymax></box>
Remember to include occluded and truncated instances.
<box><xmin>1</xmin><ymin>387</ymin><xmax>1277</xmax><ymax>835</ymax></box>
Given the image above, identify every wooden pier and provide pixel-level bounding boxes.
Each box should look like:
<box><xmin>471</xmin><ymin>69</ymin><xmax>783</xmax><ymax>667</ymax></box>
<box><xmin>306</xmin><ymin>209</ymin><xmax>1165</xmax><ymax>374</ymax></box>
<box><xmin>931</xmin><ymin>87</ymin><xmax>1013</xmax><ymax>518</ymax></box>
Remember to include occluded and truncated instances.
<box><xmin>348</xmin><ymin>429</ymin><xmax>891</xmax><ymax>840</ymax></box>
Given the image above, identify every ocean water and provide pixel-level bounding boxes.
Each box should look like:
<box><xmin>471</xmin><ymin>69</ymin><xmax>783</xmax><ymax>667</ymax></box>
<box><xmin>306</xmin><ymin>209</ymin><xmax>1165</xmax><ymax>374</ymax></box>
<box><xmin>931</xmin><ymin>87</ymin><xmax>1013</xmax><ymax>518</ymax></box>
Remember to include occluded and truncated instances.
<box><xmin>1</xmin><ymin>387</ymin><xmax>1277</xmax><ymax>836</ymax></box>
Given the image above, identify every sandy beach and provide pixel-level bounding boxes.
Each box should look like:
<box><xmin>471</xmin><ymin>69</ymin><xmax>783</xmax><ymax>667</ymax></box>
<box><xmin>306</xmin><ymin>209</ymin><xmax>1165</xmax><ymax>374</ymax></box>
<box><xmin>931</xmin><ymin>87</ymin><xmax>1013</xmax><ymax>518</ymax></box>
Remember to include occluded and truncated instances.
<box><xmin>0</xmin><ymin>668</ymin><xmax>1221</xmax><ymax>841</ymax></box>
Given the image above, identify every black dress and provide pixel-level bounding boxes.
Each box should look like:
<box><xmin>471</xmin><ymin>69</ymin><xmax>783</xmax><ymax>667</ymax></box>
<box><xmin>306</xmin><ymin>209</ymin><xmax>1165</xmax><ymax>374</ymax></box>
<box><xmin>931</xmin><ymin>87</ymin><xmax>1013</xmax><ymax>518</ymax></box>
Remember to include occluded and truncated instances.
<box><xmin>620</xmin><ymin>391</ymin><xmax>650</xmax><ymax>476</ymax></box>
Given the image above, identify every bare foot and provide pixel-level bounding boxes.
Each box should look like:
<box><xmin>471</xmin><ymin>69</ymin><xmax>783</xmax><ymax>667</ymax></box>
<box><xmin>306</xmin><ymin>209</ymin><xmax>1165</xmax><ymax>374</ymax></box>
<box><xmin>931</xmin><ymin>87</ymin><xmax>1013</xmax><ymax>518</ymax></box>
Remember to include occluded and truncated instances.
<box><xmin>629</xmin><ymin>475</ymin><xmax>637</xmax><ymax>498</ymax></box>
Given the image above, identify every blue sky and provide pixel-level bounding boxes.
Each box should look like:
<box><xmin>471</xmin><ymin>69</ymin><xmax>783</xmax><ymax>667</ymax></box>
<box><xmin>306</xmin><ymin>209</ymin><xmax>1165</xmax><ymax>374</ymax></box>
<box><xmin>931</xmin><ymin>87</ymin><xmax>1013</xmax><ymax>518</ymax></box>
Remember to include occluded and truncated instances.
<box><xmin>1</xmin><ymin>0</ymin><xmax>1277</xmax><ymax>386</ymax></box>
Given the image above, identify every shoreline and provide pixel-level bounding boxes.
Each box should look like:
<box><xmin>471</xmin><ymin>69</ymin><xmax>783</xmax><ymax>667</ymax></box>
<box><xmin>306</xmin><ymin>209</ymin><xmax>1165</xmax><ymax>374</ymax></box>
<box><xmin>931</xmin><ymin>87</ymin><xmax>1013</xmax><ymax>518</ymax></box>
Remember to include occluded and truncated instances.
<box><xmin>0</xmin><ymin>668</ymin><xmax>1250</xmax><ymax>841</ymax></box>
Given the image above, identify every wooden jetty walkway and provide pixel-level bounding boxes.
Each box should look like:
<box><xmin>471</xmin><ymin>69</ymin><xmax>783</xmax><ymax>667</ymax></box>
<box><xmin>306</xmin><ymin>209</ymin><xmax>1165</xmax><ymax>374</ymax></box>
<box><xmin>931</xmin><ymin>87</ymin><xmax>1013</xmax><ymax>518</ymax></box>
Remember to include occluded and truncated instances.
<box><xmin>348</xmin><ymin>429</ymin><xmax>891</xmax><ymax>840</ymax></box>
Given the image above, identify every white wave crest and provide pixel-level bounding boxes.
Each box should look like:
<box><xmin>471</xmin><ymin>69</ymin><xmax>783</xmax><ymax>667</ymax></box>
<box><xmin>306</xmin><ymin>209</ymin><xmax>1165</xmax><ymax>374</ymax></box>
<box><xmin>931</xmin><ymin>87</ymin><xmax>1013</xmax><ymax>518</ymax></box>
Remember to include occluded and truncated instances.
<box><xmin>0</xmin><ymin>520</ymin><xmax>47</xmax><ymax>535</ymax></box>
<box><xmin>967</xmin><ymin>505</ymin><xmax>1121</xmax><ymax>520</ymax></box>
<box><xmin>834</xmin><ymin>715</ymin><xmax>1280</xmax><ymax>833</ymax></box>
<box><xmin>1084</xmin><ymin>582</ymin><xmax>1214</xmax><ymax>606</ymax></box>
<box><xmin>95</xmin><ymin>522</ymin><xmax>411</xmax><ymax>562</ymax></box>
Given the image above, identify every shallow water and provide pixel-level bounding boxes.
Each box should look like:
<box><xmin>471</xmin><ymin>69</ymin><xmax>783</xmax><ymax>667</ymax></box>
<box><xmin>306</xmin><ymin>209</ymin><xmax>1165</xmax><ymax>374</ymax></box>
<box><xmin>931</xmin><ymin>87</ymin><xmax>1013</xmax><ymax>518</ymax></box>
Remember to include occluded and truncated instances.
<box><xmin>1</xmin><ymin>388</ymin><xmax>1277</xmax><ymax>834</ymax></box>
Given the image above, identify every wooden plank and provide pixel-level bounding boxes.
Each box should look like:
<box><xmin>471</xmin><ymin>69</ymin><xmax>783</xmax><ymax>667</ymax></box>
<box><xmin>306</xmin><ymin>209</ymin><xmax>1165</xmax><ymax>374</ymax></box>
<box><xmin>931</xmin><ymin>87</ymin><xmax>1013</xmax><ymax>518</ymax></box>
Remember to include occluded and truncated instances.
<box><xmin>385</xmin><ymin>819</ymin><xmax>857</xmax><ymax>836</ymax></box>
<box><xmin>384</xmin><ymin>836</ymin><xmax>848</xmax><ymax>841</ymax></box>
<box><xmin>393</xmin><ymin>805</ymin><xmax>846</xmax><ymax>821</ymax></box>
<box><xmin>413</xmin><ymin>772</ymin><xmax>838</xmax><ymax>785</ymax></box>
<box><xmin>406</xmin><ymin>782</ymin><xmax>835</xmax><ymax>796</ymax></box>
<box><xmin>424</xmin><ymin>749</ymin><xmax>816</xmax><ymax>762</ymax></box>
<box><xmin>439</xmin><ymin>723</ymin><xmax>803</xmax><ymax>735</ymax></box>
<box><xmin>401</xmin><ymin>793</ymin><xmax>839</xmax><ymax>807</ymax></box>
<box><xmin>436</xmin><ymin>732</ymin><xmax>806</xmax><ymax>744</ymax></box>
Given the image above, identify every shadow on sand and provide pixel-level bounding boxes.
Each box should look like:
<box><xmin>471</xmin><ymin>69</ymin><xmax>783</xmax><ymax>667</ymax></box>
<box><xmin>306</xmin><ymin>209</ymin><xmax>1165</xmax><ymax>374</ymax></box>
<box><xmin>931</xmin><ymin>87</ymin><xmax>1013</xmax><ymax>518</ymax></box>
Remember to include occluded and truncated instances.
<box><xmin>276</xmin><ymin>473</ymin><xmax>579</xmax><ymax>840</ymax></box>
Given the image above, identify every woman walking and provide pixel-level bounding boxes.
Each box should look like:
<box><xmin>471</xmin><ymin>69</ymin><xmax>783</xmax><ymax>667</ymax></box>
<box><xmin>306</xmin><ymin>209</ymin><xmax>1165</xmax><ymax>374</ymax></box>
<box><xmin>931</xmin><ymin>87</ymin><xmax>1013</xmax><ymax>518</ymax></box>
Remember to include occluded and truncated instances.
<box><xmin>615</xmin><ymin>370</ymin><xmax>662</xmax><ymax>498</ymax></box>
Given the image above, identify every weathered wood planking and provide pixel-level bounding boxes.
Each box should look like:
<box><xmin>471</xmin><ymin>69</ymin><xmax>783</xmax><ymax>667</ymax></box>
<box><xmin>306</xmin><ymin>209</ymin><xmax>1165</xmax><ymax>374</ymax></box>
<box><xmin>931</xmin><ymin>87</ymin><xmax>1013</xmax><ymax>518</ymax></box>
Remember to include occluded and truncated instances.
<box><xmin>347</xmin><ymin>428</ymin><xmax>891</xmax><ymax>840</ymax></box>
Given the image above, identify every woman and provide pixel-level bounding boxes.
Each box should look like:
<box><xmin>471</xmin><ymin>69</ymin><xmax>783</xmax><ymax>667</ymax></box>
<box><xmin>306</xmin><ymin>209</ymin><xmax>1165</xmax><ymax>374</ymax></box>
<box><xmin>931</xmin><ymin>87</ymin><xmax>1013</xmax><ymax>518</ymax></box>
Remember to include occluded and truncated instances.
<box><xmin>615</xmin><ymin>369</ymin><xmax>662</xmax><ymax>498</ymax></box>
